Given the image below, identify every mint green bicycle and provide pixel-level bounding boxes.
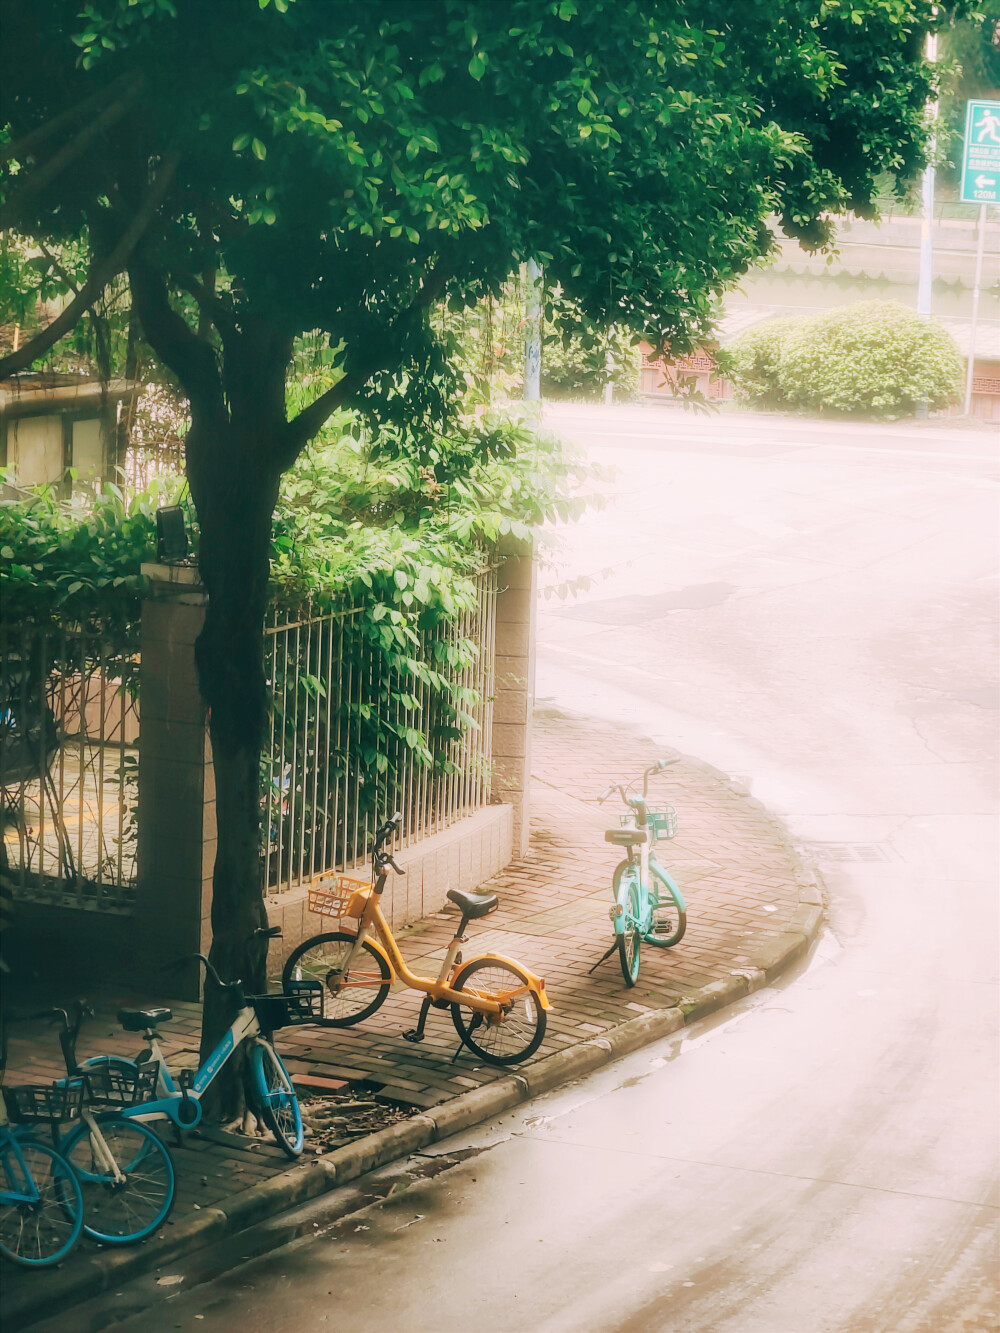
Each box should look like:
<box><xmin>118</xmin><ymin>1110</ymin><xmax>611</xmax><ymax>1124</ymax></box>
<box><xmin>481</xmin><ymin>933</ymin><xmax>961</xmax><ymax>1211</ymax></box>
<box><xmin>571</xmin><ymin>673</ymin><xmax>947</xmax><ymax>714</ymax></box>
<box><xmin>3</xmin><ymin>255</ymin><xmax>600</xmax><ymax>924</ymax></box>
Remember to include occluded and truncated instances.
<box><xmin>592</xmin><ymin>756</ymin><xmax>687</xmax><ymax>986</ymax></box>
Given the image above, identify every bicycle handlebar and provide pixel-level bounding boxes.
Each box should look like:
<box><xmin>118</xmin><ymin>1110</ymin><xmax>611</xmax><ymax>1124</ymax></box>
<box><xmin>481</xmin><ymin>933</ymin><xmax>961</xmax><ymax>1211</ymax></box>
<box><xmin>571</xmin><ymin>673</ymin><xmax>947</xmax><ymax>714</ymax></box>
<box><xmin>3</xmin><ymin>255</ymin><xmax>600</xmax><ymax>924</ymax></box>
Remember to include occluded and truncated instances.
<box><xmin>599</xmin><ymin>754</ymin><xmax>681</xmax><ymax>806</ymax></box>
<box><xmin>162</xmin><ymin>927</ymin><xmax>281</xmax><ymax>991</ymax></box>
<box><xmin>374</xmin><ymin>811</ymin><xmax>402</xmax><ymax>852</ymax></box>
<box><xmin>162</xmin><ymin>951</ymin><xmax>229</xmax><ymax>990</ymax></box>
<box><xmin>28</xmin><ymin>1001</ymin><xmax>93</xmax><ymax>1076</ymax></box>
<box><xmin>29</xmin><ymin>1000</ymin><xmax>93</xmax><ymax>1029</ymax></box>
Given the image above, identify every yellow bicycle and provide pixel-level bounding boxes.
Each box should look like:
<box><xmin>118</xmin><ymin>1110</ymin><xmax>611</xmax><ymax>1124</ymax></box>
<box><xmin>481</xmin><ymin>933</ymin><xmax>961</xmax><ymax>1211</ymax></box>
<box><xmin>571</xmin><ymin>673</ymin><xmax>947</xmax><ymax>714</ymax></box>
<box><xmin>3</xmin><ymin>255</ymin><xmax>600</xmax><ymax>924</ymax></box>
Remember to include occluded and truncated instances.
<box><xmin>282</xmin><ymin>815</ymin><xmax>550</xmax><ymax>1066</ymax></box>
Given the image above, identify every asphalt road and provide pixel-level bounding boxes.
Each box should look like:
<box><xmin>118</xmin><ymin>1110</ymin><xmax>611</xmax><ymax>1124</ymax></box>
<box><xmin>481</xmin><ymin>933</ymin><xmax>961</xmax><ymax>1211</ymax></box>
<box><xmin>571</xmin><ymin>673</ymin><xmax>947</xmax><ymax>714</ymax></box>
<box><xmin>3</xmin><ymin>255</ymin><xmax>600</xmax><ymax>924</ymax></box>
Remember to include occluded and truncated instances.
<box><xmin>85</xmin><ymin>404</ymin><xmax>998</xmax><ymax>1333</ymax></box>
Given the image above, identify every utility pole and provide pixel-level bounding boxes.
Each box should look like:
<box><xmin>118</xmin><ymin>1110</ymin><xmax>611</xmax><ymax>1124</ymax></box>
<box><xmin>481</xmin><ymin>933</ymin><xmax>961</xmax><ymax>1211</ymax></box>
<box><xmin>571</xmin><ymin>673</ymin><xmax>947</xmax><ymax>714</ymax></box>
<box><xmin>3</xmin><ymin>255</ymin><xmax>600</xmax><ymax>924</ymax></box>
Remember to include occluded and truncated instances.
<box><xmin>523</xmin><ymin>259</ymin><xmax>541</xmax><ymax>401</ymax></box>
<box><xmin>963</xmin><ymin>204</ymin><xmax>988</xmax><ymax>415</ymax></box>
<box><xmin>916</xmin><ymin>31</ymin><xmax>938</xmax><ymax>319</ymax></box>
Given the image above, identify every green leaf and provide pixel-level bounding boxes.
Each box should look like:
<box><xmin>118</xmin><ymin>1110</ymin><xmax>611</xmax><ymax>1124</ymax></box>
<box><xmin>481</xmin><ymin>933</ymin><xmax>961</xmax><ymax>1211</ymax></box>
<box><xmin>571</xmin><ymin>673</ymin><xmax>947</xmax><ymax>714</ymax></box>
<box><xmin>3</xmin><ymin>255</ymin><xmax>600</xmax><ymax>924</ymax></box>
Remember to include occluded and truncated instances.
<box><xmin>468</xmin><ymin>51</ymin><xmax>487</xmax><ymax>80</ymax></box>
<box><xmin>232</xmin><ymin>133</ymin><xmax>252</xmax><ymax>151</ymax></box>
<box><xmin>251</xmin><ymin>138</ymin><xmax>267</xmax><ymax>160</ymax></box>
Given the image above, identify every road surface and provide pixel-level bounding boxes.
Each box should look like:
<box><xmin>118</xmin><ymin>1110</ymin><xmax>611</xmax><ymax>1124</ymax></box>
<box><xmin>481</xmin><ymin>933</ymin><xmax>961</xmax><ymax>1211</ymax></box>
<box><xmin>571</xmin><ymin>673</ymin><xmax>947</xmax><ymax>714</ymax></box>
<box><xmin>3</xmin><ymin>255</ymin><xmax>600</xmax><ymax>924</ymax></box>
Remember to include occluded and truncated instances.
<box><xmin>81</xmin><ymin>405</ymin><xmax>998</xmax><ymax>1333</ymax></box>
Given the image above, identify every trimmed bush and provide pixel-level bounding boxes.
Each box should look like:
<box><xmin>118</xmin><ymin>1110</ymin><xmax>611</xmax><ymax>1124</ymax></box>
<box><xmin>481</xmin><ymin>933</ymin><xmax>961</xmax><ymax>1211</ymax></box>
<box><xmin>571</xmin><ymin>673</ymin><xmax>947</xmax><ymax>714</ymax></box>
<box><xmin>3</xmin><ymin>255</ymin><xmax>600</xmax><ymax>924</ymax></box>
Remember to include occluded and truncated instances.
<box><xmin>730</xmin><ymin>302</ymin><xmax>964</xmax><ymax>419</ymax></box>
<box><xmin>727</xmin><ymin>317</ymin><xmax>798</xmax><ymax>406</ymax></box>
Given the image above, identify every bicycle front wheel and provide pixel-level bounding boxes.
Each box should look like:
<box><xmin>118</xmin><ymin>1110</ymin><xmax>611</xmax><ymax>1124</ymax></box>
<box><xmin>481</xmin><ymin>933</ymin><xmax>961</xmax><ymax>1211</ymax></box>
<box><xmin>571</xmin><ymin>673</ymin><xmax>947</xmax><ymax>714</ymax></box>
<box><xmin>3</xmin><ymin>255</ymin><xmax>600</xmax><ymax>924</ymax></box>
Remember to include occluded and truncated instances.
<box><xmin>451</xmin><ymin>958</ymin><xmax>546</xmax><ymax>1065</ymax></box>
<box><xmin>644</xmin><ymin>883</ymin><xmax>687</xmax><ymax>948</ymax></box>
<box><xmin>282</xmin><ymin>932</ymin><xmax>391</xmax><ymax>1027</ymax></box>
<box><xmin>0</xmin><ymin>1137</ymin><xmax>84</xmax><ymax>1267</ymax></box>
<box><xmin>250</xmin><ymin>1042</ymin><xmax>303</xmax><ymax>1158</ymax></box>
<box><xmin>60</xmin><ymin>1117</ymin><xmax>175</xmax><ymax>1245</ymax></box>
<box><xmin>618</xmin><ymin>876</ymin><xmax>642</xmax><ymax>986</ymax></box>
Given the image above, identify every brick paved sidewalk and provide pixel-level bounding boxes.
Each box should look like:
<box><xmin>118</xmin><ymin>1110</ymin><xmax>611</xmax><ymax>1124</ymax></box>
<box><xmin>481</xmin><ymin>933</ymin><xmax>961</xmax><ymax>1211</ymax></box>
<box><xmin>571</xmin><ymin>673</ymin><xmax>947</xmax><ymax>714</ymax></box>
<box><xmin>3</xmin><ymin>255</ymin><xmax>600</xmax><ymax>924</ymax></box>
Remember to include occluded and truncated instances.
<box><xmin>1</xmin><ymin>708</ymin><xmax>818</xmax><ymax>1297</ymax></box>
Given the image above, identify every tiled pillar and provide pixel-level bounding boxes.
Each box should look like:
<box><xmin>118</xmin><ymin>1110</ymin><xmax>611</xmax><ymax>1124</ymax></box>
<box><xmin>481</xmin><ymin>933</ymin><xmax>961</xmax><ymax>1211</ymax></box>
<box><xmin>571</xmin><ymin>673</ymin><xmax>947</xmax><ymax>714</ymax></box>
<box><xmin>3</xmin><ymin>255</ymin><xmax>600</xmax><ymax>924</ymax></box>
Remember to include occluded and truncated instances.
<box><xmin>491</xmin><ymin>537</ymin><xmax>536</xmax><ymax>859</ymax></box>
<box><xmin>133</xmin><ymin>564</ymin><xmax>214</xmax><ymax>998</ymax></box>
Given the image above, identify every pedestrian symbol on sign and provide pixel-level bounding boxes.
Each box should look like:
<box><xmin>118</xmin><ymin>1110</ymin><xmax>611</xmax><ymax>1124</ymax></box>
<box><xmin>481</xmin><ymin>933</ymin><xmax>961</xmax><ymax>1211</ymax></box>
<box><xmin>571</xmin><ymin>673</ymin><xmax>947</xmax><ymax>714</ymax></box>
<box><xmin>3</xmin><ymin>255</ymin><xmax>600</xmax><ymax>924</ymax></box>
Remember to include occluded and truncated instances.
<box><xmin>961</xmin><ymin>100</ymin><xmax>1000</xmax><ymax>204</ymax></box>
<box><xmin>975</xmin><ymin>107</ymin><xmax>1000</xmax><ymax>146</ymax></box>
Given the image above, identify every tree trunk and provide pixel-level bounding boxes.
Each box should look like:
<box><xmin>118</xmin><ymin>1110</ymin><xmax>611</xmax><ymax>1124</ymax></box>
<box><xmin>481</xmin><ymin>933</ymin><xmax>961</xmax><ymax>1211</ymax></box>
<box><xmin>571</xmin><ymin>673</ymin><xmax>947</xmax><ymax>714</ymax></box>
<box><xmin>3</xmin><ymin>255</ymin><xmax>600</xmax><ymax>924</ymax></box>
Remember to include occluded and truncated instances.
<box><xmin>186</xmin><ymin>402</ymin><xmax>284</xmax><ymax>1117</ymax></box>
<box><xmin>125</xmin><ymin>280</ymin><xmax>297</xmax><ymax>1119</ymax></box>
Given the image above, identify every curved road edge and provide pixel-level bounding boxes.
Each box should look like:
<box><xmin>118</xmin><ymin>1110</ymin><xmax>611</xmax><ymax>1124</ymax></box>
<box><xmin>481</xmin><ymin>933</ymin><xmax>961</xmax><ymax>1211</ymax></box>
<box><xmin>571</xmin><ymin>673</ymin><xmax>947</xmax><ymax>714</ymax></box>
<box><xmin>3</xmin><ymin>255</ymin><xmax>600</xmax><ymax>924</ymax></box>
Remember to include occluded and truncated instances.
<box><xmin>9</xmin><ymin>773</ymin><xmax>824</xmax><ymax>1331</ymax></box>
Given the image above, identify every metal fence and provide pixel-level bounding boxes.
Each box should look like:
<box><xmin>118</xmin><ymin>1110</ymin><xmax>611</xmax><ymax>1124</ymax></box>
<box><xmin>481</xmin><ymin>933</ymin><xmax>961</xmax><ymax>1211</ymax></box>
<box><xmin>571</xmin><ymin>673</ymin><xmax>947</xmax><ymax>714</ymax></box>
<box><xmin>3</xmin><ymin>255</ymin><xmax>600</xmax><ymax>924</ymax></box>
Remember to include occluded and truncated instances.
<box><xmin>262</xmin><ymin>572</ymin><xmax>498</xmax><ymax>895</ymax></box>
<box><xmin>1</xmin><ymin>573</ymin><xmax>498</xmax><ymax>910</ymax></box>
<box><xmin>0</xmin><ymin>624</ymin><xmax>139</xmax><ymax>911</ymax></box>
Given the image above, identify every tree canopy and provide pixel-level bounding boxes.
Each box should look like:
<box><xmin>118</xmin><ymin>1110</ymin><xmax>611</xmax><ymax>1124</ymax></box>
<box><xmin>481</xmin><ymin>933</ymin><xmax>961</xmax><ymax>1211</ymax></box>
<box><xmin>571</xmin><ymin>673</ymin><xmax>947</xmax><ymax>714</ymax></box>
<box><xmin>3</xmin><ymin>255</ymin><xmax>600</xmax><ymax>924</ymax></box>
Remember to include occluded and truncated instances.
<box><xmin>2</xmin><ymin>0</ymin><xmax>962</xmax><ymax>398</ymax></box>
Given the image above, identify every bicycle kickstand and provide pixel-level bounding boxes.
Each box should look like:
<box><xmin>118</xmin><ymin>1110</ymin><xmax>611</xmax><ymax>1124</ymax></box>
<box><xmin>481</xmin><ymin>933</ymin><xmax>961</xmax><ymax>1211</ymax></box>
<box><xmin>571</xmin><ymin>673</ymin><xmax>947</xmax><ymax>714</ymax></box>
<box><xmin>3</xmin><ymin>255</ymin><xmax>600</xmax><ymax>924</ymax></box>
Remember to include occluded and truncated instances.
<box><xmin>587</xmin><ymin>940</ymin><xmax>619</xmax><ymax>974</ymax></box>
<box><xmin>402</xmin><ymin>996</ymin><xmax>433</xmax><ymax>1045</ymax></box>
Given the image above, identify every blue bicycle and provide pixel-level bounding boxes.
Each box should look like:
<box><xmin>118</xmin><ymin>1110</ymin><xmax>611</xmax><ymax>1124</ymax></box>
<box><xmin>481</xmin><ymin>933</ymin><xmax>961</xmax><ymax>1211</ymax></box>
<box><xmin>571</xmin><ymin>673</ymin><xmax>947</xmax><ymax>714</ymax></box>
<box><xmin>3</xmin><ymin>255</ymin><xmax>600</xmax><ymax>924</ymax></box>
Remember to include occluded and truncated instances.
<box><xmin>42</xmin><ymin>1006</ymin><xmax>176</xmax><ymax>1247</ymax></box>
<box><xmin>0</xmin><ymin>1082</ymin><xmax>85</xmax><ymax>1267</ymax></box>
<box><xmin>71</xmin><ymin>929</ymin><xmax>310</xmax><ymax>1159</ymax></box>
<box><xmin>593</xmin><ymin>756</ymin><xmax>688</xmax><ymax>986</ymax></box>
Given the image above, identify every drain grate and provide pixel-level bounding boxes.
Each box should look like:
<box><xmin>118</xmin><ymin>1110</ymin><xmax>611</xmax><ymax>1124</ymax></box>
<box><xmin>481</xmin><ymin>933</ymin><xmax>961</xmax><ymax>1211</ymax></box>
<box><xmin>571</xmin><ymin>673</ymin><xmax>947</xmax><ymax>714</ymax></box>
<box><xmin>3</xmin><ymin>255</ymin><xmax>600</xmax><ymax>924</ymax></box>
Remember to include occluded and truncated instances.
<box><xmin>808</xmin><ymin>843</ymin><xmax>892</xmax><ymax>863</ymax></box>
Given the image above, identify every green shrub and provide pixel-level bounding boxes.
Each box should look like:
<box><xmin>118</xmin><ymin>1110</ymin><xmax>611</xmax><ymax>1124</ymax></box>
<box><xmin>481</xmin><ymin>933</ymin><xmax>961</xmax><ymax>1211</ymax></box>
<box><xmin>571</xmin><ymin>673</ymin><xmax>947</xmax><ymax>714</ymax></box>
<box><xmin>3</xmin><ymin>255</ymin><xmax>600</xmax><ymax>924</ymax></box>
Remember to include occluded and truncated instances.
<box><xmin>541</xmin><ymin>325</ymin><xmax>639</xmax><ymax>401</ymax></box>
<box><xmin>729</xmin><ymin>302</ymin><xmax>964</xmax><ymax>419</ymax></box>
<box><xmin>727</xmin><ymin>318</ymin><xmax>799</xmax><ymax>406</ymax></box>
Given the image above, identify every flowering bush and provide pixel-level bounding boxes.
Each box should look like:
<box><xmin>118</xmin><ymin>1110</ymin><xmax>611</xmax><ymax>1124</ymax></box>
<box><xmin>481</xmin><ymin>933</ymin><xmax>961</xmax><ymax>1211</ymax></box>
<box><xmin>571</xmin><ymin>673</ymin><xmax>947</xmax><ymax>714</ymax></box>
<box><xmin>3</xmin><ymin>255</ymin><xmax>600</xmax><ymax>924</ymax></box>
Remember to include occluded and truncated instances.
<box><xmin>729</xmin><ymin>302</ymin><xmax>964</xmax><ymax>419</ymax></box>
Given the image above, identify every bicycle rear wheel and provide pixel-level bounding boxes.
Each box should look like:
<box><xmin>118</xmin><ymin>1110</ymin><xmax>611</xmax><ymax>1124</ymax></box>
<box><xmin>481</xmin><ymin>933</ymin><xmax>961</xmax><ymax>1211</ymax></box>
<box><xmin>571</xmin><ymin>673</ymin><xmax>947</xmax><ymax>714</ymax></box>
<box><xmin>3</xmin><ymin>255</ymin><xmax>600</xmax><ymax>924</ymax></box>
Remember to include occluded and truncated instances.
<box><xmin>250</xmin><ymin>1041</ymin><xmax>303</xmax><ymax>1158</ymax></box>
<box><xmin>451</xmin><ymin>958</ymin><xmax>546</xmax><ymax>1065</ymax></box>
<box><xmin>281</xmin><ymin>932</ymin><xmax>391</xmax><ymax>1027</ymax></box>
<box><xmin>618</xmin><ymin>876</ymin><xmax>642</xmax><ymax>986</ymax></box>
<box><xmin>60</xmin><ymin>1117</ymin><xmax>175</xmax><ymax>1245</ymax></box>
<box><xmin>0</xmin><ymin>1137</ymin><xmax>84</xmax><ymax>1267</ymax></box>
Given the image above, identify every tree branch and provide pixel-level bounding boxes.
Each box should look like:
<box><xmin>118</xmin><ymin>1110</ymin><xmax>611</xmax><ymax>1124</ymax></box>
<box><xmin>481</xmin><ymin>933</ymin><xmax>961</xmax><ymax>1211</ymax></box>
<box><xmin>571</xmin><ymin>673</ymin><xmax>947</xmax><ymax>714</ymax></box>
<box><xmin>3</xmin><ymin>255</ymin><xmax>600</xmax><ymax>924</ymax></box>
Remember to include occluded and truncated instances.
<box><xmin>0</xmin><ymin>152</ymin><xmax>179</xmax><ymax>380</ymax></box>
<box><xmin>176</xmin><ymin>269</ymin><xmax>239</xmax><ymax>343</ymax></box>
<box><xmin>37</xmin><ymin>242</ymin><xmax>81</xmax><ymax>296</ymax></box>
<box><xmin>0</xmin><ymin>79</ymin><xmax>144</xmax><ymax>230</ymax></box>
<box><xmin>281</xmin><ymin>261</ymin><xmax>451</xmax><ymax>465</ymax></box>
<box><xmin>0</xmin><ymin>74</ymin><xmax>140</xmax><ymax>166</ymax></box>
<box><xmin>128</xmin><ymin>257</ymin><xmax>224</xmax><ymax>417</ymax></box>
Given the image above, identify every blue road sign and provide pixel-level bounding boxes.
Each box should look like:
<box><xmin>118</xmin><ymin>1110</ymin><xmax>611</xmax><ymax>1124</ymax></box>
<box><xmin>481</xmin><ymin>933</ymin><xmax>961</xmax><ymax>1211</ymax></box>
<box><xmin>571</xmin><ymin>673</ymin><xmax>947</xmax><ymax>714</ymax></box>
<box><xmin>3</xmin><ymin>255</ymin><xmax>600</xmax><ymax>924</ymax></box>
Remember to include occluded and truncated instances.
<box><xmin>961</xmin><ymin>100</ymin><xmax>1000</xmax><ymax>205</ymax></box>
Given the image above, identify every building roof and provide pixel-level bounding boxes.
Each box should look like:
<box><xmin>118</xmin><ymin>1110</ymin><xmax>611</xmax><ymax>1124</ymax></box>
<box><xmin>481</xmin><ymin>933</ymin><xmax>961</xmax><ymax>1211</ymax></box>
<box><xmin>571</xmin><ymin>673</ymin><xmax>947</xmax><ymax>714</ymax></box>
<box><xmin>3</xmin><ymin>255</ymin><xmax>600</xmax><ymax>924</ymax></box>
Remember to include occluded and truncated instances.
<box><xmin>0</xmin><ymin>373</ymin><xmax>138</xmax><ymax>419</ymax></box>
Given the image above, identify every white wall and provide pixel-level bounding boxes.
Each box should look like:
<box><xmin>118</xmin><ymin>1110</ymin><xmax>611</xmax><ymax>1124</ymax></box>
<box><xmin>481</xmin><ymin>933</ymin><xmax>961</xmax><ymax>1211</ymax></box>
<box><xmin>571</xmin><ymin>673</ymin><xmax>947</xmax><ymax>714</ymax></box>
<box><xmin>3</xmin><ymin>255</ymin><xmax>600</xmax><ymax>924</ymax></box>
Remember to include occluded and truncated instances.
<box><xmin>8</xmin><ymin>416</ymin><xmax>63</xmax><ymax>486</ymax></box>
<box><xmin>72</xmin><ymin>418</ymin><xmax>105</xmax><ymax>480</ymax></box>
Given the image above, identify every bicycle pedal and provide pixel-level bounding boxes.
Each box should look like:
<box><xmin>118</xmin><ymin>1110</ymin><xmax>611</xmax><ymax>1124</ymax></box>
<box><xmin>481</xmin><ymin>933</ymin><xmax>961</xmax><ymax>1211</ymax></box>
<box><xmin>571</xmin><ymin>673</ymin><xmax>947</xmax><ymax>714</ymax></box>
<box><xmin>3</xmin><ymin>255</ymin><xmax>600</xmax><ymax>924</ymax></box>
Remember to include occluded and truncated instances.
<box><xmin>401</xmin><ymin>1029</ymin><xmax>424</xmax><ymax>1044</ymax></box>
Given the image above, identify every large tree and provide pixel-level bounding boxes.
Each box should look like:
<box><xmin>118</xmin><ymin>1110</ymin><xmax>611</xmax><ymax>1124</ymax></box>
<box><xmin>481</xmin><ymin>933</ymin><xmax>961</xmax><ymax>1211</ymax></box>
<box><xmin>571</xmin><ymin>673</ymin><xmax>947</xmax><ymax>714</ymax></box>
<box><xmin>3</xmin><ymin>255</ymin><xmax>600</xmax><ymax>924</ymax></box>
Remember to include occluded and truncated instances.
<box><xmin>0</xmin><ymin>0</ymin><xmax>964</xmax><ymax>1097</ymax></box>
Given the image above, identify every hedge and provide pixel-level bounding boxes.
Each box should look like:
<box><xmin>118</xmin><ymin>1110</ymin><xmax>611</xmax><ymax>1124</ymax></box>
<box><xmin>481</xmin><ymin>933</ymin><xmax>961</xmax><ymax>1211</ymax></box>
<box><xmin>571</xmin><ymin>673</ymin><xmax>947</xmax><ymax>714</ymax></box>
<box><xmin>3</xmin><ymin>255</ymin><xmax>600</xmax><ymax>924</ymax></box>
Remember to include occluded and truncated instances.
<box><xmin>729</xmin><ymin>302</ymin><xmax>964</xmax><ymax>419</ymax></box>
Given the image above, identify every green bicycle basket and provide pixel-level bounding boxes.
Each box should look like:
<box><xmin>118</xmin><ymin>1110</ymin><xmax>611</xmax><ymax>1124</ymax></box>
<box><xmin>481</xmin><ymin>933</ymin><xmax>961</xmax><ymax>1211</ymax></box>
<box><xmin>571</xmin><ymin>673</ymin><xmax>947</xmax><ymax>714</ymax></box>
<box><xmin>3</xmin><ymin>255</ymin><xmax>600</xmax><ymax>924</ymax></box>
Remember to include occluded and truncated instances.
<box><xmin>647</xmin><ymin>805</ymin><xmax>678</xmax><ymax>842</ymax></box>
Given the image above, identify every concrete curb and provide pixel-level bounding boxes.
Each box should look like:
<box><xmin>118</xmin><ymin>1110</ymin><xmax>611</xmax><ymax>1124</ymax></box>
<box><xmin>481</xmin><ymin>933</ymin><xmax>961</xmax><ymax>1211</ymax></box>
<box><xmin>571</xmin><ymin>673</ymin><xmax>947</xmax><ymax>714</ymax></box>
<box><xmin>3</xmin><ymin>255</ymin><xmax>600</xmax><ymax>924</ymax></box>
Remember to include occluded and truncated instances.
<box><xmin>6</xmin><ymin>881</ymin><xmax>823</xmax><ymax>1330</ymax></box>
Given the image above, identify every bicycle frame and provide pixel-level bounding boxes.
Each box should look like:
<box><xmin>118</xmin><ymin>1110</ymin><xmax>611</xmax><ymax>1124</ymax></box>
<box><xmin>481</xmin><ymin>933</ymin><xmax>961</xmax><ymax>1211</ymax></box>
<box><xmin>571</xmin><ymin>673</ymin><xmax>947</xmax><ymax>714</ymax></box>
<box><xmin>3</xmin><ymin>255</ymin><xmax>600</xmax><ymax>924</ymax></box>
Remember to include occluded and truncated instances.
<box><xmin>52</xmin><ymin>1109</ymin><xmax>128</xmax><ymax>1184</ymax></box>
<box><xmin>613</xmin><ymin>844</ymin><xmax>686</xmax><ymax>936</ymax></box>
<box><xmin>336</xmin><ymin>887</ymin><xmax>549</xmax><ymax>1013</ymax></box>
<box><xmin>117</xmin><ymin>1003</ymin><xmax>264</xmax><ymax>1129</ymax></box>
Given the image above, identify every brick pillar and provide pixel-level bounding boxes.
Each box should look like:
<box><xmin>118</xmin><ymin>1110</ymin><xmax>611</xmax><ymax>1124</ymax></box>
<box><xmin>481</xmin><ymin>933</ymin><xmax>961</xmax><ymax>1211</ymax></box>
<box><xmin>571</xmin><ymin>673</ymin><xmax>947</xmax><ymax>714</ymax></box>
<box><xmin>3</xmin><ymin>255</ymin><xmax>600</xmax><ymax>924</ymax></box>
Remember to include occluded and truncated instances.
<box><xmin>491</xmin><ymin>537</ymin><xmax>536</xmax><ymax>858</ymax></box>
<box><xmin>133</xmin><ymin>563</ymin><xmax>214</xmax><ymax>998</ymax></box>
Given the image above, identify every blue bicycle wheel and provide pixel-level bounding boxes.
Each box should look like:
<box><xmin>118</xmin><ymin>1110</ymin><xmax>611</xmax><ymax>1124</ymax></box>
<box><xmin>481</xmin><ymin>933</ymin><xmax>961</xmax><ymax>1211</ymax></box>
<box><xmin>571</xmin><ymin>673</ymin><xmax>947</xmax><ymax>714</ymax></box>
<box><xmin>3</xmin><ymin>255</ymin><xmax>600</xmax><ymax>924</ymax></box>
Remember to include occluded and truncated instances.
<box><xmin>60</xmin><ymin>1117</ymin><xmax>175</xmax><ymax>1245</ymax></box>
<box><xmin>0</xmin><ymin>1135</ymin><xmax>84</xmax><ymax>1267</ymax></box>
<box><xmin>618</xmin><ymin>873</ymin><xmax>642</xmax><ymax>987</ymax></box>
<box><xmin>250</xmin><ymin>1041</ymin><xmax>302</xmax><ymax>1158</ymax></box>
